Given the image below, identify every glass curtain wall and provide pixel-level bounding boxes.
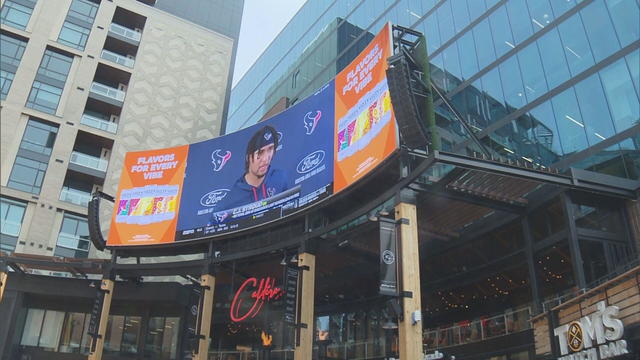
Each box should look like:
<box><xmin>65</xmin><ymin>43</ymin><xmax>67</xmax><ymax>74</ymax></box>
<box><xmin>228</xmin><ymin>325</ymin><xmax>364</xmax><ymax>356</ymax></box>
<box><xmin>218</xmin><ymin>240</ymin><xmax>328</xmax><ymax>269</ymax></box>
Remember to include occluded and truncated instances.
<box><xmin>228</xmin><ymin>0</ymin><xmax>639</xmax><ymax>180</ymax></box>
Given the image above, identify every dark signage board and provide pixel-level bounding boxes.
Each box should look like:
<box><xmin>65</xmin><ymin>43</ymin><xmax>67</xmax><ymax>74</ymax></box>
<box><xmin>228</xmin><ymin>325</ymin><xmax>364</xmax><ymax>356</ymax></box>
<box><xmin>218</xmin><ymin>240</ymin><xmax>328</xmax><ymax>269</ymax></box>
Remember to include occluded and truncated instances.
<box><xmin>87</xmin><ymin>289</ymin><xmax>105</xmax><ymax>351</ymax></box>
<box><xmin>379</xmin><ymin>217</ymin><xmax>399</xmax><ymax>296</ymax></box>
<box><xmin>182</xmin><ymin>285</ymin><xmax>202</xmax><ymax>356</ymax></box>
<box><xmin>284</xmin><ymin>266</ymin><xmax>299</xmax><ymax>324</ymax></box>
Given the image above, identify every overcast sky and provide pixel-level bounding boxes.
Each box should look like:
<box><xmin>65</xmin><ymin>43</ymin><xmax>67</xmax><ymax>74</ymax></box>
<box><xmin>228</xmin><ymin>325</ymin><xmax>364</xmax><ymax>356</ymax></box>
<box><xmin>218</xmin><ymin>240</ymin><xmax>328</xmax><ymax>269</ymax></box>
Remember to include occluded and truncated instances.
<box><xmin>232</xmin><ymin>0</ymin><xmax>307</xmax><ymax>88</ymax></box>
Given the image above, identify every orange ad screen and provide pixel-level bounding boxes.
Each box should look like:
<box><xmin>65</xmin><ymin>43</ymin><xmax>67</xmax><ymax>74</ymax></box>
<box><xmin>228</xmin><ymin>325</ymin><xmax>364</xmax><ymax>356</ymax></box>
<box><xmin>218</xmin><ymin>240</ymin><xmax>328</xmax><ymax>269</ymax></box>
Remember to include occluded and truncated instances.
<box><xmin>334</xmin><ymin>23</ymin><xmax>397</xmax><ymax>193</ymax></box>
<box><xmin>107</xmin><ymin>145</ymin><xmax>189</xmax><ymax>246</ymax></box>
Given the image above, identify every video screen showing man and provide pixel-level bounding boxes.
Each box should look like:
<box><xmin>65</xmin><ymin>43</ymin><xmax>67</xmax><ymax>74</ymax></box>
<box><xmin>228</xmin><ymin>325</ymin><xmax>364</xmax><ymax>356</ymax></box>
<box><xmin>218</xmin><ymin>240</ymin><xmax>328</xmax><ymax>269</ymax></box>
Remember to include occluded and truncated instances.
<box><xmin>218</xmin><ymin>125</ymin><xmax>291</xmax><ymax>212</ymax></box>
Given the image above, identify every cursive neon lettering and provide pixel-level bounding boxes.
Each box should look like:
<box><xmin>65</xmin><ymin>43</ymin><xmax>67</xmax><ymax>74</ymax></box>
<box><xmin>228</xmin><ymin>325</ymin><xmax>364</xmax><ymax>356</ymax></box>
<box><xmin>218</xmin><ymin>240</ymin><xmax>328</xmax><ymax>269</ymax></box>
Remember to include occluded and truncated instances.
<box><xmin>230</xmin><ymin>277</ymin><xmax>283</xmax><ymax>322</ymax></box>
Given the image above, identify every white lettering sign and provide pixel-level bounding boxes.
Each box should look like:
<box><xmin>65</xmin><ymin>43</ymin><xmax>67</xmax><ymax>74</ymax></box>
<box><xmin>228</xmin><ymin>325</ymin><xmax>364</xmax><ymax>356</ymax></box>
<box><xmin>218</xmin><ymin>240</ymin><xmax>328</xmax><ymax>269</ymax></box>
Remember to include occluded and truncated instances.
<box><xmin>553</xmin><ymin>301</ymin><xmax>628</xmax><ymax>359</ymax></box>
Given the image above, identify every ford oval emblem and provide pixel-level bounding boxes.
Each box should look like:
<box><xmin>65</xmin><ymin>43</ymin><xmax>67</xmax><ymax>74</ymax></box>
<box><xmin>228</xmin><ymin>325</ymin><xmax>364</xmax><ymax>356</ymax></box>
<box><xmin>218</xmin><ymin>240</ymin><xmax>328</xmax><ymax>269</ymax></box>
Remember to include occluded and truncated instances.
<box><xmin>200</xmin><ymin>189</ymin><xmax>229</xmax><ymax>207</ymax></box>
<box><xmin>297</xmin><ymin>150</ymin><xmax>325</xmax><ymax>174</ymax></box>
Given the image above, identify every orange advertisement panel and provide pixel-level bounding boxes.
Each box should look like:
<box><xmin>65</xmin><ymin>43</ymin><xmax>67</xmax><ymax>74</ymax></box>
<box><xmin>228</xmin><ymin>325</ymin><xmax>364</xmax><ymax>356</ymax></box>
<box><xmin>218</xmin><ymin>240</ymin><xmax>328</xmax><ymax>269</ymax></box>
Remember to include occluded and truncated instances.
<box><xmin>334</xmin><ymin>23</ymin><xmax>397</xmax><ymax>193</ymax></box>
<box><xmin>107</xmin><ymin>145</ymin><xmax>189</xmax><ymax>246</ymax></box>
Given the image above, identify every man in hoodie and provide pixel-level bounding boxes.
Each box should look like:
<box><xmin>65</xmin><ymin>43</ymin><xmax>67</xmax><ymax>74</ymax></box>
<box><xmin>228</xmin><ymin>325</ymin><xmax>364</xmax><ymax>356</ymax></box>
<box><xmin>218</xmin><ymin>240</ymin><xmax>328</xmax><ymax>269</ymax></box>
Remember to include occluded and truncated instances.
<box><xmin>220</xmin><ymin>125</ymin><xmax>290</xmax><ymax>213</ymax></box>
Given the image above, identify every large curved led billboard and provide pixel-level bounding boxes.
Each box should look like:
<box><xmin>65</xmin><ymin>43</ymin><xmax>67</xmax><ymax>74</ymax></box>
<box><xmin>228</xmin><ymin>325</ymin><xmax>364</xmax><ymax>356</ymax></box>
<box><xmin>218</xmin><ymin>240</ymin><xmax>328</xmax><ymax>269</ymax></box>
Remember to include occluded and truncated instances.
<box><xmin>107</xmin><ymin>24</ymin><xmax>397</xmax><ymax>246</ymax></box>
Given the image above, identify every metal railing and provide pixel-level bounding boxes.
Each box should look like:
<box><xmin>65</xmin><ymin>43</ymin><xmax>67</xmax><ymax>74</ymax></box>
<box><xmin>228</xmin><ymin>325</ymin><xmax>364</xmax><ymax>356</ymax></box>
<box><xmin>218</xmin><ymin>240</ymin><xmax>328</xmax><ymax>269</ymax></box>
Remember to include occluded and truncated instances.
<box><xmin>70</xmin><ymin>151</ymin><xmax>108</xmax><ymax>172</ymax></box>
<box><xmin>108</xmin><ymin>22</ymin><xmax>141</xmax><ymax>42</ymax></box>
<box><xmin>423</xmin><ymin>307</ymin><xmax>532</xmax><ymax>351</ymax></box>
<box><xmin>90</xmin><ymin>82</ymin><xmax>126</xmax><ymax>102</ymax></box>
<box><xmin>59</xmin><ymin>188</ymin><xmax>92</xmax><ymax>207</ymax></box>
<box><xmin>101</xmin><ymin>49</ymin><xmax>135</xmax><ymax>68</ymax></box>
<box><xmin>81</xmin><ymin>113</ymin><xmax>118</xmax><ymax>134</ymax></box>
<box><xmin>541</xmin><ymin>255</ymin><xmax>640</xmax><ymax>313</ymax></box>
<box><xmin>321</xmin><ymin>340</ymin><xmax>387</xmax><ymax>359</ymax></box>
<box><xmin>208</xmin><ymin>349</ymin><xmax>299</xmax><ymax>360</ymax></box>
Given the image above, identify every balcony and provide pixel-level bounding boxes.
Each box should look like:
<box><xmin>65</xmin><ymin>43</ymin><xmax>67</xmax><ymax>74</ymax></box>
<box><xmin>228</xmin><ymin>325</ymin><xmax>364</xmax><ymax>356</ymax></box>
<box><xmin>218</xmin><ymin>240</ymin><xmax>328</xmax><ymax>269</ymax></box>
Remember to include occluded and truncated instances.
<box><xmin>81</xmin><ymin>113</ymin><xmax>118</xmax><ymax>134</ymax></box>
<box><xmin>108</xmin><ymin>22</ymin><xmax>141</xmax><ymax>44</ymax></box>
<box><xmin>60</xmin><ymin>188</ymin><xmax>92</xmax><ymax>207</ymax></box>
<box><xmin>423</xmin><ymin>307</ymin><xmax>531</xmax><ymax>351</ymax></box>
<box><xmin>101</xmin><ymin>49</ymin><xmax>135</xmax><ymax>68</ymax></box>
<box><xmin>89</xmin><ymin>82</ymin><xmax>126</xmax><ymax>107</ymax></box>
<box><xmin>70</xmin><ymin>151</ymin><xmax>108</xmax><ymax>172</ymax></box>
<box><xmin>90</xmin><ymin>82</ymin><xmax>125</xmax><ymax>102</ymax></box>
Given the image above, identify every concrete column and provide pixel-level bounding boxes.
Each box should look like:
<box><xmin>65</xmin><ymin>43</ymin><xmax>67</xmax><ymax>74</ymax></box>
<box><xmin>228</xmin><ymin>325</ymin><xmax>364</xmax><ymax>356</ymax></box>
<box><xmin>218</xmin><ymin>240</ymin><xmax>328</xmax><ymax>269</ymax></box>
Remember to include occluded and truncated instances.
<box><xmin>294</xmin><ymin>252</ymin><xmax>315</xmax><ymax>360</ymax></box>
<box><xmin>395</xmin><ymin>202</ymin><xmax>424</xmax><ymax>360</ymax></box>
<box><xmin>88</xmin><ymin>278</ymin><xmax>114</xmax><ymax>360</ymax></box>
<box><xmin>194</xmin><ymin>273</ymin><xmax>215</xmax><ymax>360</ymax></box>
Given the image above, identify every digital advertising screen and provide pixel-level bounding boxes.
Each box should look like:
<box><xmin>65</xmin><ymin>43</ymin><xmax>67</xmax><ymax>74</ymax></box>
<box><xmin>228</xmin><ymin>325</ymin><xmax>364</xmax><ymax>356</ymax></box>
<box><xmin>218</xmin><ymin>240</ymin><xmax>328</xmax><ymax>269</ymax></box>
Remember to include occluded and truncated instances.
<box><xmin>107</xmin><ymin>24</ymin><xmax>397</xmax><ymax>247</ymax></box>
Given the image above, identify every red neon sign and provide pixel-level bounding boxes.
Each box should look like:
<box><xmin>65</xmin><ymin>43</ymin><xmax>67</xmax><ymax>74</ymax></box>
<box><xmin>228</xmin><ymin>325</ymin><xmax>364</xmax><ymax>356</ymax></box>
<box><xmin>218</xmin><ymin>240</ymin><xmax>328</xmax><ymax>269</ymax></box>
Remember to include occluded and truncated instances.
<box><xmin>230</xmin><ymin>277</ymin><xmax>283</xmax><ymax>322</ymax></box>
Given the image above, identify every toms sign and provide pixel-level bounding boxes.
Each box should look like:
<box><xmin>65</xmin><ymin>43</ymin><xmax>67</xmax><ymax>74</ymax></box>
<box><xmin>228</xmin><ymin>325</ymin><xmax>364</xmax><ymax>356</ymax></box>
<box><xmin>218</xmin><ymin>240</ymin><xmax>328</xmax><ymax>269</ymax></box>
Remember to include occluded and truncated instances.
<box><xmin>553</xmin><ymin>301</ymin><xmax>629</xmax><ymax>359</ymax></box>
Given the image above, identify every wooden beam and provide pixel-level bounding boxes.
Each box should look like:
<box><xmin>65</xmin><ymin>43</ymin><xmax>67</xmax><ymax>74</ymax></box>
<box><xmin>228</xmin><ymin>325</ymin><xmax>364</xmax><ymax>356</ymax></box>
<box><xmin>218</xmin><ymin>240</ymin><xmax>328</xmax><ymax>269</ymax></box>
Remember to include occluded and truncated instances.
<box><xmin>194</xmin><ymin>274</ymin><xmax>215</xmax><ymax>360</ymax></box>
<box><xmin>88</xmin><ymin>278</ymin><xmax>114</xmax><ymax>360</ymax></box>
<box><xmin>294</xmin><ymin>252</ymin><xmax>315</xmax><ymax>360</ymax></box>
<box><xmin>396</xmin><ymin>202</ymin><xmax>424</xmax><ymax>360</ymax></box>
<box><xmin>0</xmin><ymin>271</ymin><xmax>7</xmax><ymax>303</ymax></box>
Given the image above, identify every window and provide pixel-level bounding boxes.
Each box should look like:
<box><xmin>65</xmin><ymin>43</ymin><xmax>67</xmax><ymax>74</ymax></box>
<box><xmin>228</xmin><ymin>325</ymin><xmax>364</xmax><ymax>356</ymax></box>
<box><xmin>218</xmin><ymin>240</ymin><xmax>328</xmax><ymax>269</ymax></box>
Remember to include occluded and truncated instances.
<box><xmin>54</xmin><ymin>213</ymin><xmax>90</xmax><ymax>258</ymax></box>
<box><xmin>58</xmin><ymin>0</ymin><xmax>99</xmax><ymax>50</ymax></box>
<box><xmin>0</xmin><ymin>33</ymin><xmax>27</xmax><ymax>66</ymax></box>
<box><xmin>58</xmin><ymin>22</ymin><xmax>91</xmax><ymax>50</ymax></box>
<box><xmin>7</xmin><ymin>118</ymin><xmax>56</xmax><ymax>194</ymax></box>
<box><xmin>67</xmin><ymin>0</ymin><xmax>99</xmax><ymax>23</ymax></box>
<box><xmin>104</xmin><ymin>315</ymin><xmax>142</xmax><ymax>355</ymax></box>
<box><xmin>20</xmin><ymin>309</ymin><xmax>91</xmax><ymax>353</ymax></box>
<box><xmin>0</xmin><ymin>0</ymin><xmax>35</xmax><ymax>30</ymax></box>
<box><xmin>58</xmin><ymin>312</ymin><xmax>91</xmax><ymax>353</ymax></box>
<box><xmin>26</xmin><ymin>49</ymin><xmax>73</xmax><ymax>114</ymax></box>
<box><xmin>0</xmin><ymin>70</ymin><xmax>14</xmax><ymax>99</ymax></box>
<box><xmin>36</xmin><ymin>50</ymin><xmax>73</xmax><ymax>82</ymax></box>
<box><xmin>20</xmin><ymin>309</ymin><xmax>65</xmax><ymax>351</ymax></box>
<box><xmin>26</xmin><ymin>80</ymin><xmax>64</xmax><ymax>114</ymax></box>
<box><xmin>144</xmin><ymin>317</ymin><xmax>180</xmax><ymax>360</ymax></box>
<box><xmin>19</xmin><ymin>118</ymin><xmax>58</xmax><ymax>155</ymax></box>
<box><xmin>0</xmin><ymin>197</ymin><xmax>26</xmax><ymax>252</ymax></box>
<box><xmin>7</xmin><ymin>156</ymin><xmax>48</xmax><ymax>194</ymax></box>
<box><xmin>0</xmin><ymin>33</ymin><xmax>27</xmax><ymax>99</ymax></box>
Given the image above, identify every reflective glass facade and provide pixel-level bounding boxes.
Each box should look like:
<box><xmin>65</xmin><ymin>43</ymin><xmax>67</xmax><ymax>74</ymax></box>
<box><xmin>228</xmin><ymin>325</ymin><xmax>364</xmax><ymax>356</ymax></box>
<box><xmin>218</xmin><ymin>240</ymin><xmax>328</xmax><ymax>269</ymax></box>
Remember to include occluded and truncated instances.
<box><xmin>227</xmin><ymin>0</ymin><xmax>640</xmax><ymax>180</ymax></box>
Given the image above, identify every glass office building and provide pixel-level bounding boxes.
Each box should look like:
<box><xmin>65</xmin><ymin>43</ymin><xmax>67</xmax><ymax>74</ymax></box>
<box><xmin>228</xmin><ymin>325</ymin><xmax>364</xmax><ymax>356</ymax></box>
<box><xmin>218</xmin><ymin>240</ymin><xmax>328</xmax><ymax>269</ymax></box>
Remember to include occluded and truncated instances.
<box><xmin>221</xmin><ymin>0</ymin><xmax>640</xmax><ymax>358</ymax></box>
<box><xmin>227</xmin><ymin>0</ymin><xmax>639</xmax><ymax>181</ymax></box>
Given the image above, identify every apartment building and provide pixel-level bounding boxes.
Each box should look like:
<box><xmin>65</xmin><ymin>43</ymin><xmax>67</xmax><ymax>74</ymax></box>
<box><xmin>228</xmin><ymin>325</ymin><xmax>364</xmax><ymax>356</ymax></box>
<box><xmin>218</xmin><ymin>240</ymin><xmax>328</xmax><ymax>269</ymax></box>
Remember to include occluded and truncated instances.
<box><xmin>0</xmin><ymin>0</ymin><xmax>242</xmax><ymax>259</ymax></box>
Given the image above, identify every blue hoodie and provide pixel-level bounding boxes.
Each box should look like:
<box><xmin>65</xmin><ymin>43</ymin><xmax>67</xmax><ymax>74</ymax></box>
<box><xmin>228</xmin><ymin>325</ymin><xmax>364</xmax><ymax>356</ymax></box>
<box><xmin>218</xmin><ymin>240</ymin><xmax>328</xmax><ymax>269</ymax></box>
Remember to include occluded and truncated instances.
<box><xmin>220</xmin><ymin>166</ymin><xmax>290</xmax><ymax>211</ymax></box>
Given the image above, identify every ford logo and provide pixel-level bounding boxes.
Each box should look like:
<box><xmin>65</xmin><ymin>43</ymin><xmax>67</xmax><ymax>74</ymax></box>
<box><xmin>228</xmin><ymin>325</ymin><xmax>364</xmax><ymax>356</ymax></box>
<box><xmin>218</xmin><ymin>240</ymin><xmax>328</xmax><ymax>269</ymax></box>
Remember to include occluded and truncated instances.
<box><xmin>200</xmin><ymin>189</ymin><xmax>229</xmax><ymax>207</ymax></box>
<box><xmin>297</xmin><ymin>150</ymin><xmax>325</xmax><ymax>174</ymax></box>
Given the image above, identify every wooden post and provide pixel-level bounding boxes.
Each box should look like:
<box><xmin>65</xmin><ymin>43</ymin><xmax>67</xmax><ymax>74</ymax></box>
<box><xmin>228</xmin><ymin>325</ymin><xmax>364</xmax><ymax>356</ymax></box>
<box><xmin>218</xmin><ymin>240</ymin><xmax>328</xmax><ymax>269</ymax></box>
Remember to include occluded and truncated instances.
<box><xmin>395</xmin><ymin>202</ymin><xmax>424</xmax><ymax>360</ymax></box>
<box><xmin>294</xmin><ymin>252</ymin><xmax>315</xmax><ymax>360</ymax></box>
<box><xmin>88</xmin><ymin>278</ymin><xmax>114</xmax><ymax>360</ymax></box>
<box><xmin>194</xmin><ymin>273</ymin><xmax>215</xmax><ymax>360</ymax></box>
<box><xmin>0</xmin><ymin>270</ymin><xmax>7</xmax><ymax>303</ymax></box>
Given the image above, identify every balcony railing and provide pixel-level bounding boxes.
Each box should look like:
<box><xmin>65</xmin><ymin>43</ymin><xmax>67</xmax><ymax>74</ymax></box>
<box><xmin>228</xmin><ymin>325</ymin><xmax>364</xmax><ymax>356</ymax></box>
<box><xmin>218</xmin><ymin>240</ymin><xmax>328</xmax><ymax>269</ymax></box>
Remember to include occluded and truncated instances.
<box><xmin>0</xmin><ymin>219</ymin><xmax>22</xmax><ymax>237</ymax></box>
<box><xmin>109</xmin><ymin>22</ymin><xmax>141</xmax><ymax>42</ymax></box>
<box><xmin>81</xmin><ymin>113</ymin><xmax>118</xmax><ymax>134</ymax></box>
<box><xmin>90</xmin><ymin>82</ymin><xmax>126</xmax><ymax>102</ymax></box>
<box><xmin>101</xmin><ymin>49</ymin><xmax>135</xmax><ymax>68</ymax></box>
<box><xmin>70</xmin><ymin>151</ymin><xmax>108</xmax><ymax>172</ymax></box>
<box><xmin>423</xmin><ymin>307</ymin><xmax>532</xmax><ymax>351</ymax></box>
<box><xmin>60</xmin><ymin>188</ymin><xmax>92</xmax><ymax>207</ymax></box>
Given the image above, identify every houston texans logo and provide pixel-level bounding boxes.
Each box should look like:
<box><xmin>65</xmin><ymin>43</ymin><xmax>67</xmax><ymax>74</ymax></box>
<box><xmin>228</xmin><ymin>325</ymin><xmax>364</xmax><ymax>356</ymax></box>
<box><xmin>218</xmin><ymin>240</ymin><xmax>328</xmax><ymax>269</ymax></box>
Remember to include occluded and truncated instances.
<box><xmin>214</xmin><ymin>211</ymin><xmax>229</xmax><ymax>223</ymax></box>
<box><xmin>211</xmin><ymin>149</ymin><xmax>231</xmax><ymax>171</ymax></box>
<box><xmin>303</xmin><ymin>111</ymin><xmax>321</xmax><ymax>135</ymax></box>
